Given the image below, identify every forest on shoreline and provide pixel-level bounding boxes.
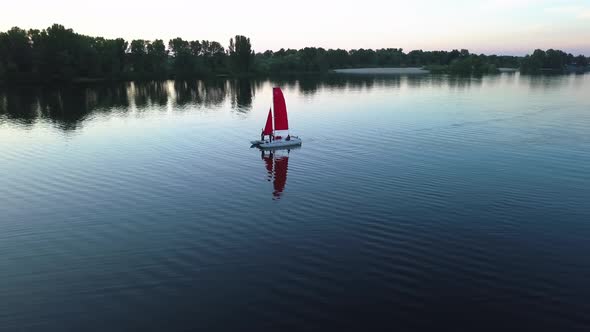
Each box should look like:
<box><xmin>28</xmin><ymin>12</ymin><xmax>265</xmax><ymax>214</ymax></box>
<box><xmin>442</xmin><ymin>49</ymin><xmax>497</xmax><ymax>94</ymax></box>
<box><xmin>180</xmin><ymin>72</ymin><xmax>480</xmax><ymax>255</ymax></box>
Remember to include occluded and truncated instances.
<box><xmin>1</xmin><ymin>24</ymin><xmax>588</xmax><ymax>84</ymax></box>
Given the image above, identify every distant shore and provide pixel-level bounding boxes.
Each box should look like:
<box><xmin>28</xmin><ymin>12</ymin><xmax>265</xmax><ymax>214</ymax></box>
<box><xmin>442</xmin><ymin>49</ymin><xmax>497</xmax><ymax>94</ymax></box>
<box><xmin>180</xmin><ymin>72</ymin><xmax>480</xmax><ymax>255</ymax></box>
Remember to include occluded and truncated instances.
<box><xmin>333</xmin><ymin>67</ymin><xmax>524</xmax><ymax>75</ymax></box>
<box><xmin>333</xmin><ymin>67</ymin><xmax>429</xmax><ymax>74</ymax></box>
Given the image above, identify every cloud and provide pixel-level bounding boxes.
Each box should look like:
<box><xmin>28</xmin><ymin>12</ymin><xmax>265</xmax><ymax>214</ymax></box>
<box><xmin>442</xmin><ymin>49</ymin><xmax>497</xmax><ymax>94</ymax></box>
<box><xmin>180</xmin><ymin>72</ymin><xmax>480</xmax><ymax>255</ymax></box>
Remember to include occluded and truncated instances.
<box><xmin>545</xmin><ymin>5</ymin><xmax>585</xmax><ymax>13</ymax></box>
<box><xmin>545</xmin><ymin>5</ymin><xmax>590</xmax><ymax>19</ymax></box>
<box><xmin>485</xmin><ymin>0</ymin><xmax>547</xmax><ymax>10</ymax></box>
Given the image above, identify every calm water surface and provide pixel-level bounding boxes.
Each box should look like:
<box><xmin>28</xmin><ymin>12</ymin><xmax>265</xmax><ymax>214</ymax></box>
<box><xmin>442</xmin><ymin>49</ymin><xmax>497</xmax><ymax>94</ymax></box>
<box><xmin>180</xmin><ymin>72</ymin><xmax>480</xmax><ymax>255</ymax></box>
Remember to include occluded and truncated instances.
<box><xmin>1</xmin><ymin>74</ymin><xmax>590</xmax><ymax>331</ymax></box>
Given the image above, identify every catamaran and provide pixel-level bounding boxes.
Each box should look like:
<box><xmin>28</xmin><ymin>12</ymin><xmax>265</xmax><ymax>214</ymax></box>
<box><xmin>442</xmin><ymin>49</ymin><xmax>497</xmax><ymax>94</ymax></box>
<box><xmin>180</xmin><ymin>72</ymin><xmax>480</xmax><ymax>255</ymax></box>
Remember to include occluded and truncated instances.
<box><xmin>251</xmin><ymin>87</ymin><xmax>302</xmax><ymax>148</ymax></box>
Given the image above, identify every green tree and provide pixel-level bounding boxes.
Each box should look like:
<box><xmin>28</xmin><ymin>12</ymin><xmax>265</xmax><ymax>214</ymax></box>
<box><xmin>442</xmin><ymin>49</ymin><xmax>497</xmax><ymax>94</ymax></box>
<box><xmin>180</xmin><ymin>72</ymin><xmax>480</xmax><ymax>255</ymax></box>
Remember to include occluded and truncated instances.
<box><xmin>520</xmin><ymin>49</ymin><xmax>545</xmax><ymax>74</ymax></box>
<box><xmin>0</xmin><ymin>27</ymin><xmax>33</xmax><ymax>80</ymax></box>
<box><xmin>189</xmin><ymin>40</ymin><xmax>202</xmax><ymax>56</ymax></box>
<box><xmin>545</xmin><ymin>49</ymin><xmax>567</xmax><ymax>70</ymax></box>
<box><xmin>129</xmin><ymin>39</ymin><xmax>148</xmax><ymax>76</ymax></box>
<box><xmin>449</xmin><ymin>57</ymin><xmax>472</xmax><ymax>75</ymax></box>
<box><xmin>201</xmin><ymin>40</ymin><xmax>226</xmax><ymax>73</ymax></box>
<box><xmin>229</xmin><ymin>35</ymin><xmax>254</xmax><ymax>73</ymax></box>
<box><xmin>147</xmin><ymin>39</ymin><xmax>168</xmax><ymax>77</ymax></box>
<box><xmin>575</xmin><ymin>54</ymin><xmax>588</xmax><ymax>68</ymax></box>
<box><xmin>94</xmin><ymin>37</ymin><xmax>127</xmax><ymax>78</ymax></box>
<box><xmin>33</xmin><ymin>24</ymin><xmax>79</xmax><ymax>80</ymax></box>
<box><xmin>168</xmin><ymin>37</ymin><xmax>193</xmax><ymax>78</ymax></box>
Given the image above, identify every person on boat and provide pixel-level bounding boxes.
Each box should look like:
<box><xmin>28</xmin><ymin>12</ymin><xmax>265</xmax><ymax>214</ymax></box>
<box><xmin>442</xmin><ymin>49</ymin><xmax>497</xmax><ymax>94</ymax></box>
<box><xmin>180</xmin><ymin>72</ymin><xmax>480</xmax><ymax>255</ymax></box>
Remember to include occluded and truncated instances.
<box><xmin>261</xmin><ymin>129</ymin><xmax>264</xmax><ymax>141</ymax></box>
<box><xmin>286</xmin><ymin>135</ymin><xmax>291</xmax><ymax>141</ymax></box>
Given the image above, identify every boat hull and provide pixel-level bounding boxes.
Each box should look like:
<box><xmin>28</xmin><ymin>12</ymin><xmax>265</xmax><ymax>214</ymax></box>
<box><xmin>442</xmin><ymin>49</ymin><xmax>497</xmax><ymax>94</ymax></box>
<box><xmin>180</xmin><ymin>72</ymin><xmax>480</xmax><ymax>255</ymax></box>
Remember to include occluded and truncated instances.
<box><xmin>259</xmin><ymin>137</ymin><xmax>302</xmax><ymax>149</ymax></box>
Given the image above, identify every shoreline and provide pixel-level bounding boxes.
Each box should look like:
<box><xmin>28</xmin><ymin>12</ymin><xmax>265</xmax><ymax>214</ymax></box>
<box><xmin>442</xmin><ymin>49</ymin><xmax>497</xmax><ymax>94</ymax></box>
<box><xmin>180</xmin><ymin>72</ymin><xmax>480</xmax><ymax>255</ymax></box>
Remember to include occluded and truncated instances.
<box><xmin>333</xmin><ymin>67</ymin><xmax>429</xmax><ymax>75</ymax></box>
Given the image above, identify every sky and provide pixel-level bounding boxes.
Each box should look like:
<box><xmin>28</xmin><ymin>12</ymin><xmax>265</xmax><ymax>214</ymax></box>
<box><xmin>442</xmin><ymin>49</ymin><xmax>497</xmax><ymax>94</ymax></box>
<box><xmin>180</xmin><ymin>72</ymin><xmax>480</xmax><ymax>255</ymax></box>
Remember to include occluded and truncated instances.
<box><xmin>1</xmin><ymin>0</ymin><xmax>589</xmax><ymax>55</ymax></box>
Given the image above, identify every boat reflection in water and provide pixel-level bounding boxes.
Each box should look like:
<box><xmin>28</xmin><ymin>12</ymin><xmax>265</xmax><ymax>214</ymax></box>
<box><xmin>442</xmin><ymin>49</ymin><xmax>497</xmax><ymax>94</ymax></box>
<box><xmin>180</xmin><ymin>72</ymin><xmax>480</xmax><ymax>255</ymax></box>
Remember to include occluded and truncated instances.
<box><xmin>260</xmin><ymin>147</ymin><xmax>299</xmax><ymax>200</ymax></box>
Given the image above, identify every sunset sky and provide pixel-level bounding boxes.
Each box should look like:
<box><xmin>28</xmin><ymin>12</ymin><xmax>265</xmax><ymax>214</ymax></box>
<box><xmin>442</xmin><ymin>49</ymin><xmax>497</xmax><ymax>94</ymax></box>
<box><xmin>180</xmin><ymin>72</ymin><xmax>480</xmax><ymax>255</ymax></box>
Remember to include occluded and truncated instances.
<box><xmin>2</xmin><ymin>0</ymin><xmax>589</xmax><ymax>55</ymax></box>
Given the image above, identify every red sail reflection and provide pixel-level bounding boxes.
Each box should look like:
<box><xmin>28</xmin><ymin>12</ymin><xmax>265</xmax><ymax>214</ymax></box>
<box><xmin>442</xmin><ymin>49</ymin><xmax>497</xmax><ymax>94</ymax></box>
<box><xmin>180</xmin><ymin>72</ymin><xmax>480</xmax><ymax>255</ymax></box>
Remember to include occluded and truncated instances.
<box><xmin>263</xmin><ymin>150</ymin><xmax>273</xmax><ymax>181</ymax></box>
<box><xmin>261</xmin><ymin>149</ymin><xmax>290</xmax><ymax>199</ymax></box>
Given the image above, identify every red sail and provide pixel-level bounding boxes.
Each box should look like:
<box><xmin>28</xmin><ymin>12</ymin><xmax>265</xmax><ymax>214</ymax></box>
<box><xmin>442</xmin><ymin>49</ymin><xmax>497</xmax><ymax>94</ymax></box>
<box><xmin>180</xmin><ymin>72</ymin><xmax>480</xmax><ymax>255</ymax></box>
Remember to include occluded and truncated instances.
<box><xmin>273</xmin><ymin>87</ymin><xmax>289</xmax><ymax>131</ymax></box>
<box><xmin>263</xmin><ymin>108</ymin><xmax>273</xmax><ymax>135</ymax></box>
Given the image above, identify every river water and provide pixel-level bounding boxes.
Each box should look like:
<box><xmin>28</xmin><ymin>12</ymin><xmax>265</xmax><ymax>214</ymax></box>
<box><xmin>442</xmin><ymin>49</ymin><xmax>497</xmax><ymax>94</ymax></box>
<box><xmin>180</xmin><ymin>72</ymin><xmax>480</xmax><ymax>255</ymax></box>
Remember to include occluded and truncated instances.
<box><xmin>1</xmin><ymin>73</ymin><xmax>589</xmax><ymax>331</ymax></box>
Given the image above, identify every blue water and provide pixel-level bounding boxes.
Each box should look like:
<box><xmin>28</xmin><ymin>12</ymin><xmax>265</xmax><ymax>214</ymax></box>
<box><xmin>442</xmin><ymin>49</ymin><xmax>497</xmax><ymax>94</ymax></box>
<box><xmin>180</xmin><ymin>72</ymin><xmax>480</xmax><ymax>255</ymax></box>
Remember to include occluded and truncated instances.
<box><xmin>1</xmin><ymin>74</ymin><xmax>590</xmax><ymax>331</ymax></box>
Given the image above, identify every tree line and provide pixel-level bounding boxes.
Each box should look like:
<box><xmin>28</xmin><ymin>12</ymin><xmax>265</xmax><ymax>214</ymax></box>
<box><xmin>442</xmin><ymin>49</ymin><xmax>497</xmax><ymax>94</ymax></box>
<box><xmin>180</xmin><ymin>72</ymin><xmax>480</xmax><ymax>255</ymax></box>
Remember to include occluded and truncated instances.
<box><xmin>1</xmin><ymin>24</ymin><xmax>588</xmax><ymax>83</ymax></box>
<box><xmin>520</xmin><ymin>49</ymin><xmax>588</xmax><ymax>74</ymax></box>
